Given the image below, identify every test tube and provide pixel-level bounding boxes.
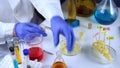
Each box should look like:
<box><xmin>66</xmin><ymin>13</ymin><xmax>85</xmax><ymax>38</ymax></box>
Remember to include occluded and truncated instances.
<box><xmin>14</xmin><ymin>37</ymin><xmax>22</xmax><ymax>64</ymax></box>
<box><xmin>13</xmin><ymin>58</ymin><xmax>19</xmax><ymax>68</ymax></box>
<box><xmin>6</xmin><ymin>36</ymin><xmax>19</xmax><ymax>68</ymax></box>
<box><xmin>9</xmin><ymin>46</ymin><xmax>19</xmax><ymax>68</ymax></box>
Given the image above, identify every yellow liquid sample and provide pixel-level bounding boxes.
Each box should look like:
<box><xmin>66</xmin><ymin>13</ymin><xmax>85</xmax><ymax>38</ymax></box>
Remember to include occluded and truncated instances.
<box><xmin>68</xmin><ymin>0</ymin><xmax>76</xmax><ymax>20</ymax></box>
<box><xmin>52</xmin><ymin>62</ymin><xmax>67</xmax><ymax>68</ymax></box>
<box><xmin>15</xmin><ymin>46</ymin><xmax>22</xmax><ymax>64</ymax></box>
<box><xmin>76</xmin><ymin>0</ymin><xmax>96</xmax><ymax>17</ymax></box>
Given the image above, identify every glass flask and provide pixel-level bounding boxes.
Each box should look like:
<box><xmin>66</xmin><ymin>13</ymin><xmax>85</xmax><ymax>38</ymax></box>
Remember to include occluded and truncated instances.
<box><xmin>67</xmin><ymin>0</ymin><xmax>76</xmax><ymax>23</ymax></box>
<box><xmin>94</xmin><ymin>0</ymin><xmax>118</xmax><ymax>25</ymax></box>
<box><xmin>52</xmin><ymin>51</ymin><xmax>67</xmax><ymax>68</ymax></box>
<box><xmin>96</xmin><ymin>0</ymin><xmax>120</xmax><ymax>7</ymax></box>
<box><xmin>76</xmin><ymin>0</ymin><xmax>96</xmax><ymax>17</ymax></box>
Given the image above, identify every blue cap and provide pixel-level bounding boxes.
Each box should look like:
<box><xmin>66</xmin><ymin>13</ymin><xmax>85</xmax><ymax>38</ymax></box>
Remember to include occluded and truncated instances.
<box><xmin>23</xmin><ymin>49</ymin><xmax>29</xmax><ymax>55</ymax></box>
<box><xmin>65</xmin><ymin>19</ymin><xmax>80</xmax><ymax>28</ymax></box>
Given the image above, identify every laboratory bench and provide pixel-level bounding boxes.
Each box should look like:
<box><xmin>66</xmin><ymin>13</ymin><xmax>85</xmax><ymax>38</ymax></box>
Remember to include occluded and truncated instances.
<box><xmin>41</xmin><ymin>7</ymin><xmax>120</xmax><ymax>68</ymax></box>
<box><xmin>0</xmin><ymin>3</ymin><xmax>120</xmax><ymax>68</ymax></box>
<box><xmin>0</xmin><ymin>9</ymin><xmax>120</xmax><ymax>68</ymax></box>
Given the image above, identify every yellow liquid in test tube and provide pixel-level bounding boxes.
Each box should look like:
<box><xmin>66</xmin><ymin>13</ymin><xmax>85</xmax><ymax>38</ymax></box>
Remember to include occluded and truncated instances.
<box><xmin>15</xmin><ymin>46</ymin><xmax>22</xmax><ymax>64</ymax></box>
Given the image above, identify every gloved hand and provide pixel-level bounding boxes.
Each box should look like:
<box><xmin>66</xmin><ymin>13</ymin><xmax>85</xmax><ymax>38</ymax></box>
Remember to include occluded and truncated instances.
<box><xmin>51</xmin><ymin>16</ymin><xmax>75</xmax><ymax>52</ymax></box>
<box><xmin>14</xmin><ymin>23</ymin><xmax>47</xmax><ymax>39</ymax></box>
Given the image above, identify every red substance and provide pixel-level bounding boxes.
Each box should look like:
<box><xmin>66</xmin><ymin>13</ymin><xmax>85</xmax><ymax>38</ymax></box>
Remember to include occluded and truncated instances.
<box><xmin>29</xmin><ymin>47</ymin><xmax>44</xmax><ymax>62</ymax></box>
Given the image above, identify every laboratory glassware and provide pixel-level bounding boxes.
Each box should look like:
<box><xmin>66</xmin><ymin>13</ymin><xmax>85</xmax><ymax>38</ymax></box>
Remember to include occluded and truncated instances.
<box><xmin>9</xmin><ymin>44</ymin><xmax>19</xmax><ymax>68</ymax></box>
<box><xmin>94</xmin><ymin>0</ymin><xmax>118</xmax><ymax>25</ymax></box>
<box><xmin>60</xmin><ymin>40</ymin><xmax>80</xmax><ymax>56</ymax></box>
<box><xmin>91</xmin><ymin>27</ymin><xmax>116</xmax><ymax>64</ymax></box>
<box><xmin>65</xmin><ymin>0</ymin><xmax>79</xmax><ymax>27</ymax></box>
<box><xmin>52</xmin><ymin>51</ymin><xmax>67</xmax><ymax>68</ymax></box>
<box><xmin>76</xmin><ymin>0</ymin><xmax>96</xmax><ymax>17</ymax></box>
<box><xmin>5</xmin><ymin>36</ymin><xmax>19</xmax><ymax>68</ymax></box>
<box><xmin>24</xmin><ymin>33</ymin><xmax>44</xmax><ymax>62</ymax></box>
<box><xmin>23</xmin><ymin>49</ymin><xmax>31</xmax><ymax>68</ymax></box>
<box><xmin>96</xmin><ymin>0</ymin><xmax>120</xmax><ymax>7</ymax></box>
<box><xmin>92</xmin><ymin>45</ymin><xmax>116</xmax><ymax>64</ymax></box>
<box><xmin>13</xmin><ymin>37</ymin><xmax>22</xmax><ymax>64</ymax></box>
<box><xmin>67</xmin><ymin>0</ymin><xmax>76</xmax><ymax>23</ymax></box>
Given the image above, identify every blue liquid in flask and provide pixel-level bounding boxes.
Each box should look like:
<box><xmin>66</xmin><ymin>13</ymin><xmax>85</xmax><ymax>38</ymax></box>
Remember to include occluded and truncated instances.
<box><xmin>94</xmin><ymin>10</ymin><xmax>117</xmax><ymax>25</ymax></box>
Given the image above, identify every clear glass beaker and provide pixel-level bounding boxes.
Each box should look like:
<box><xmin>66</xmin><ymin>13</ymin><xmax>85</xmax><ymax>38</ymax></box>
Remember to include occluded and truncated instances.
<box><xmin>76</xmin><ymin>0</ymin><xmax>96</xmax><ymax>17</ymax></box>
<box><xmin>60</xmin><ymin>40</ymin><xmax>81</xmax><ymax>56</ymax></box>
<box><xmin>94</xmin><ymin>0</ymin><xmax>118</xmax><ymax>25</ymax></box>
<box><xmin>24</xmin><ymin>33</ymin><xmax>44</xmax><ymax>62</ymax></box>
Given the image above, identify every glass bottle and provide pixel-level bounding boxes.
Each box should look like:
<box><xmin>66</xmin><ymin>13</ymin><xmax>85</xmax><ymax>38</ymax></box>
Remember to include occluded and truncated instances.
<box><xmin>68</xmin><ymin>0</ymin><xmax>76</xmax><ymax>23</ymax></box>
<box><xmin>94</xmin><ymin>0</ymin><xmax>118</xmax><ymax>25</ymax></box>
<box><xmin>66</xmin><ymin>0</ymin><xmax>80</xmax><ymax>27</ymax></box>
<box><xmin>23</xmin><ymin>49</ymin><xmax>31</xmax><ymax>68</ymax></box>
<box><xmin>76</xmin><ymin>0</ymin><xmax>96</xmax><ymax>17</ymax></box>
<box><xmin>52</xmin><ymin>51</ymin><xmax>67</xmax><ymax>68</ymax></box>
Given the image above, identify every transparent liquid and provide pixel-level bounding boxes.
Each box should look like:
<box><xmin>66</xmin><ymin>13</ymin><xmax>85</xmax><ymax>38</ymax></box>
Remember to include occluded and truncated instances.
<box><xmin>52</xmin><ymin>62</ymin><xmax>67</xmax><ymax>68</ymax></box>
<box><xmin>29</xmin><ymin>47</ymin><xmax>44</xmax><ymax>62</ymax></box>
<box><xmin>94</xmin><ymin>10</ymin><xmax>117</xmax><ymax>25</ymax></box>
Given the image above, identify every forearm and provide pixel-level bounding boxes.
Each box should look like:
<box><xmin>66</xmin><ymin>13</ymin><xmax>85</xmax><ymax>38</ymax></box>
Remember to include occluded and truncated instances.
<box><xmin>0</xmin><ymin>22</ymin><xmax>15</xmax><ymax>38</ymax></box>
<box><xmin>29</xmin><ymin>0</ymin><xmax>64</xmax><ymax>26</ymax></box>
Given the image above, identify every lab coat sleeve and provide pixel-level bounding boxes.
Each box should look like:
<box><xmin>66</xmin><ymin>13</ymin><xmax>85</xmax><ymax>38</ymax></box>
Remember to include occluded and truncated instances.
<box><xmin>0</xmin><ymin>22</ymin><xmax>15</xmax><ymax>38</ymax></box>
<box><xmin>29</xmin><ymin>0</ymin><xmax>64</xmax><ymax>27</ymax></box>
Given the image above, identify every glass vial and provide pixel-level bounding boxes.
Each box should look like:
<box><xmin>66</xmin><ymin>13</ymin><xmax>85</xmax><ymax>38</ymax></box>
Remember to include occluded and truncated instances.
<box><xmin>13</xmin><ymin>37</ymin><xmax>22</xmax><ymax>64</ymax></box>
<box><xmin>94</xmin><ymin>0</ymin><xmax>118</xmax><ymax>25</ymax></box>
<box><xmin>23</xmin><ymin>49</ymin><xmax>31</xmax><ymax>68</ymax></box>
<box><xmin>76</xmin><ymin>0</ymin><xmax>96</xmax><ymax>17</ymax></box>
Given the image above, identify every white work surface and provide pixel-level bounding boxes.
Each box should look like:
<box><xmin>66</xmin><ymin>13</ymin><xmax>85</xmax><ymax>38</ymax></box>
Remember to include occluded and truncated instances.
<box><xmin>1</xmin><ymin>3</ymin><xmax>120</xmax><ymax>68</ymax></box>
<box><xmin>41</xmin><ymin>8</ymin><xmax>120</xmax><ymax>68</ymax></box>
<box><xmin>39</xmin><ymin>2</ymin><xmax>120</xmax><ymax>67</ymax></box>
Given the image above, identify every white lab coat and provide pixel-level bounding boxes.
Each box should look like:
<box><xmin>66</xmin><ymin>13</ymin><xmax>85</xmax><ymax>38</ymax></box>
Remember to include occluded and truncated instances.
<box><xmin>0</xmin><ymin>0</ymin><xmax>64</xmax><ymax>38</ymax></box>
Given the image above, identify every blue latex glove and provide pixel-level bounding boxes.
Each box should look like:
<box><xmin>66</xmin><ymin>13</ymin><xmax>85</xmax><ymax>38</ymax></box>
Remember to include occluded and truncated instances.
<box><xmin>51</xmin><ymin>16</ymin><xmax>75</xmax><ymax>52</ymax></box>
<box><xmin>14</xmin><ymin>23</ymin><xmax>47</xmax><ymax>39</ymax></box>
